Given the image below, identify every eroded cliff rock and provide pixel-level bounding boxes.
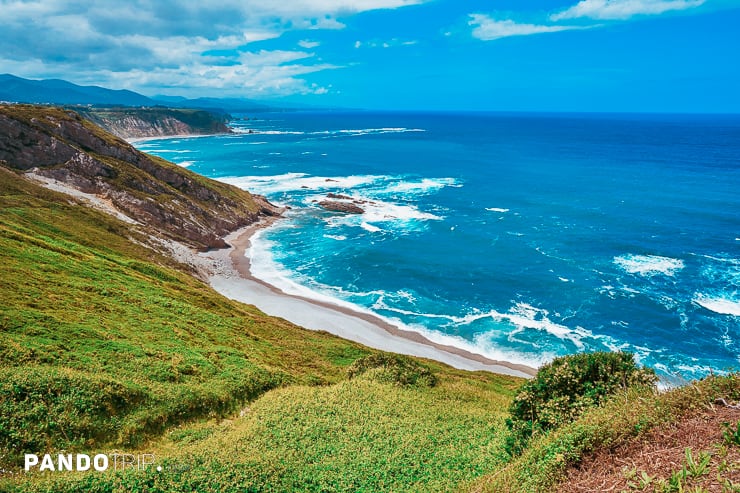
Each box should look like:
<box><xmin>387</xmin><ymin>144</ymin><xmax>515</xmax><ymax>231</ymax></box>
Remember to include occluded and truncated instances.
<box><xmin>0</xmin><ymin>105</ymin><xmax>279</xmax><ymax>250</ymax></box>
<box><xmin>75</xmin><ymin>107</ymin><xmax>232</xmax><ymax>140</ymax></box>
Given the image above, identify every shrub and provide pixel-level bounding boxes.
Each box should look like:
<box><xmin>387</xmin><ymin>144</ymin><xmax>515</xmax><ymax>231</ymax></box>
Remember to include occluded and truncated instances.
<box><xmin>505</xmin><ymin>351</ymin><xmax>656</xmax><ymax>455</ymax></box>
<box><xmin>347</xmin><ymin>353</ymin><xmax>438</xmax><ymax>388</ymax></box>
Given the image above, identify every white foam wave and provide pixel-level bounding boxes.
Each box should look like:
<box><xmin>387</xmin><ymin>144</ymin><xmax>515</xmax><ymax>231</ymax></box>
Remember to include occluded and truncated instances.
<box><xmin>372</xmin><ymin>298</ymin><xmax>456</xmax><ymax>321</ymax></box>
<box><xmin>235</xmin><ymin>129</ymin><xmax>306</xmax><ymax>135</ymax></box>
<box><xmin>248</xmin><ymin>230</ymin><xmax>355</xmax><ymax>307</ymax></box>
<box><xmin>218</xmin><ymin>173</ymin><xmax>382</xmax><ymax>195</ymax></box>
<box><xmin>177</xmin><ymin>161</ymin><xmax>195</xmax><ymax>168</ymax></box>
<box><xmin>324</xmin><ymin>234</ymin><xmax>347</xmax><ymax>241</ymax></box>
<box><xmin>374</xmin><ymin>298</ymin><xmax>589</xmax><ymax>350</ymax></box>
<box><xmin>694</xmin><ymin>295</ymin><xmax>740</xmax><ymax>316</ymax></box>
<box><xmin>219</xmin><ymin>173</ymin><xmax>457</xmax><ymax>205</ymax></box>
<box><xmin>697</xmin><ymin>254</ymin><xmax>740</xmax><ymax>266</ymax></box>
<box><xmin>232</xmin><ymin>127</ymin><xmax>425</xmax><ymax>138</ymax></box>
<box><xmin>614</xmin><ymin>254</ymin><xmax>685</xmax><ymax>277</ymax></box>
<box><xmin>486</xmin><ymin>207</ymin><xmax>510</xmax><ymax>213</ymax></box>
<box><xmin>316</xmin><ymin>127</ymin><xmax>426</xmax><ymax>138</ymax></box>
<box><xmin>322</xmin><ymin>199</ymin><xmax>442</xmax><ymax>234</ymax></box>
<box><xmin>247</xmin><ymin>231</ymin><xmax>553</xmax><ymax>368</ymax></box>
<box><xmin>382</xmin><ymin>178</ymin><xmax>458</xmax><ymax>195</ymax></box>
<box><xmin>362</xmin><ymin>201</ymin><xmax>442</xmax><ymax>223</ymax></box>
<box><xmin>360</xmin><ymin>222</ymin><xmax>382</xmax><ymax>233</ymax></box>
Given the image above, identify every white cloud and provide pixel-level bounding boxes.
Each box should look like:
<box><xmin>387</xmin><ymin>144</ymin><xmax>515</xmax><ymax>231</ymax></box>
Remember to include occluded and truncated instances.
<box><xmin>298</xmin><ymin>40</ymin><xmax>321</xmax><ymax>49</ymax></box>
<box><xmin>352</xmin><ymin>38</ymin><xmax>419</xmax><ymax>48</ymax></box>
<box><xmin>260</xmin><ymin>0</ymin><xmax>425</xmax><ymax>15</ymax></box>
<box><xmin>469</xmin><ymin>14</ymin><xmax>582</xmax><ymax>41</ymax></box>
<box><xmin>551</xmin><ymin>0</ymin><xmax>706</xmax><ymax>21</ymax></box>
<box><xmin>0</xmin><ymin>0</ymin><xmax>429</xmax><ymax>98</ymax></box>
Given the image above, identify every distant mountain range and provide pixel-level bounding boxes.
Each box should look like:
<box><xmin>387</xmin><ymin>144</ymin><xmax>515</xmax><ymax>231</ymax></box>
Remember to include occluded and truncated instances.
<box><xmin>0</xmin><ymin>74</ymin><xmax>272</xmax><ymax>112</ymax></box>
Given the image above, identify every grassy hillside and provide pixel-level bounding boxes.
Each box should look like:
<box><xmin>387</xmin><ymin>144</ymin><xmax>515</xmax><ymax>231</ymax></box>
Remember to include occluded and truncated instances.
<box><xmin>473</xmin><ymin>374</ymin><xmax>740</xmax><ymax>493</ymax></box>
<box><xmin>0</xmin><ymin>165</ymin><xmax>522</xmax><ymax>491</ymax></box>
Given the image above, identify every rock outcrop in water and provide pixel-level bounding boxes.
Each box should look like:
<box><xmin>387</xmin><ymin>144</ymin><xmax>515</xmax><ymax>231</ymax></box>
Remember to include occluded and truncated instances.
<box><xmin>0</xmin><ymin>104</ymin><xmax>279</xmax><ymax>250</ymax></box>
<box><xmin>319</xmin><ymin>200</ymin><xmax>365</xmax><ymax>214</ymax></box>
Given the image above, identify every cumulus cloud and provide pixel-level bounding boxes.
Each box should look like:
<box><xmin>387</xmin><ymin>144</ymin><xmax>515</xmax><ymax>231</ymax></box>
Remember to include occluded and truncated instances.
<box><xmin>551</xmin><ymin>0</ymin><xmax>706</xmax><ymax>21</ymax></box>
<box><xmin>298</xmin><ymin>40</ymin><xmax>321</xmax><ymax>49</ymax></box>
<box><xmin>0</xmin><ymin>0</ymin><xmax>427</xmax><ymax>98</ymax></box>
<box><xmin>469</xmin><ymin>14</ymin><xmax>582</xmax><ymax>41</ymax></box>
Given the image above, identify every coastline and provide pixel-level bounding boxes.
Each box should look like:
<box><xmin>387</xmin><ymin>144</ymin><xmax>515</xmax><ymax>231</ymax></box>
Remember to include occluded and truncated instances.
<box><xmin>126</xmin><ymin>132</ymin><xmax>232</xmax><ymax>144</ymax></box>
<box><xmin>202</xmin><ymin>218</ymin><xmax>536</xmax><ymax>379</ymax></box>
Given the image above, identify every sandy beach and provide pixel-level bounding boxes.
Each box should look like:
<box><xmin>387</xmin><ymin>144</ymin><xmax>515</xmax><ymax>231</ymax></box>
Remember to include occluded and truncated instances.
<box><xmin>201</xmin><ymin>217</ymin><xmax>536</xmax><ymax>378</ymax></box>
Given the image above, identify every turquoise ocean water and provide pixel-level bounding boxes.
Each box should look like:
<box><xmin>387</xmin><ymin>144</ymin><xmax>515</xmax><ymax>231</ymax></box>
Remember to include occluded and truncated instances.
<box><xmin>135</xmin><ymin>111</ymin><xmax>740</xmax><ymax>380</ymax></box>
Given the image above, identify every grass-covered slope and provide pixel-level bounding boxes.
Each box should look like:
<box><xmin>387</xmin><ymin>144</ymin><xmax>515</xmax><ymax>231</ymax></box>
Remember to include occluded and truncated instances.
<box><xmin>0</xmin><ymin>163</ymin><xmax>523</xmax><ymax>491</ymax></box>
<box><xmin>473</xmin><ymin>374</ymin><xmax>740</xmax><ymax>493</ymax></box>
<box><xmin>0</xmin><ymin>166</ymin><xmax>370</xmax><ymax>458</ymax></box>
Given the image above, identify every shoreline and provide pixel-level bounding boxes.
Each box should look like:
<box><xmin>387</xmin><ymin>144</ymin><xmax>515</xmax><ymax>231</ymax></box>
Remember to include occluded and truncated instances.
<box><xmin>126</xmin><ymin>131</ymin><xmax>233</xmax><ymax>145</ymax></box>
<box><xmin>202</xmin><ymin>217</ymin><xmax>536</xmax><ymax>378</ymax></box>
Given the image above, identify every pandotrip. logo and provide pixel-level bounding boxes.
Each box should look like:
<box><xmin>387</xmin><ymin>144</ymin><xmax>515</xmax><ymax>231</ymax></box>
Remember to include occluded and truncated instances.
<box><xmin>24</xmin><ymin>453</ymin><xmax>158</xmax><ymax>473</ymax></box>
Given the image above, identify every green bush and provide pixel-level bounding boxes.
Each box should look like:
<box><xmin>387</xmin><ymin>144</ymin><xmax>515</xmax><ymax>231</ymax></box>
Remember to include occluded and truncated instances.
<box><xmin>505</xmin><ymin>351</ymin><xmax>656</xmax><ymax>455</ymax></box>
<box><xmin>347</xmin><ymin>353</ymin><xmax>438</xmax><ymax>388</ymax></box>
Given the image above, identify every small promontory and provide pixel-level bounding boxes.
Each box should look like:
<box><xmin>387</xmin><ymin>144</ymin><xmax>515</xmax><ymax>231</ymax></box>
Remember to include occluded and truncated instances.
<box><xmin>75</xmin><ymin>106</ymin><xmax>232</xmax><ymax>140</ymax></box>
<box><xmin>0</xmin><ymin>104</ymin><xmax>278</xmax><ymax>250</ymax></box>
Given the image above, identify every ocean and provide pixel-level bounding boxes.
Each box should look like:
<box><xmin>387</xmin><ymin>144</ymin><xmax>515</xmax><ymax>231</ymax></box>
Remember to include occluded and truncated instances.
<box><xmin>134</xmin><ymin>111</ymin><xmax>740</xmax><ymax>381</ymax></box>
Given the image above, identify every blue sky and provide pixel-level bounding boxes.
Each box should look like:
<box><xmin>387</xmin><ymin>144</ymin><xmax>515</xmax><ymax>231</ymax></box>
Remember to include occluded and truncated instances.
<box><xmin>1</xmin><ymin>0</ymin><xmax>739</xmax><ymax>112</ymax></box>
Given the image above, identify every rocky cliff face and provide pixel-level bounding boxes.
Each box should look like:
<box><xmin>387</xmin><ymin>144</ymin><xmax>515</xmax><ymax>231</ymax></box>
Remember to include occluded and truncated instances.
<box><xmin>75</xmin><ymin>107</ymin><xmax>232</xmax><ymax>140</ymax></box>
<box><xmin>0</xmin><ymin>104</ymin><xmax>279</xmax><ymax>250</ymax></box>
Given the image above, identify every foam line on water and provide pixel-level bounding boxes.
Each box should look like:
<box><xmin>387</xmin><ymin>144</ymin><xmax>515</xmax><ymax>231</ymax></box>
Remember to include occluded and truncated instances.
<box><xmin>248</xmin><ymin>228</ymin><xmax>548</xmax><ymax>369</ymax></box>
<box><xmin>693</xmin><ymin>295</ymin><xmax>740</xmax><ymax>316</ymax></box>
<box><xmin>614</xmin><ymin>254</ymin><xmax>685</xmax><ymax>277</ymax></box>
<box><xmin>218</xmin><ymin>173</ymin><xmax>383</xmax><ymax>195</ymax></box>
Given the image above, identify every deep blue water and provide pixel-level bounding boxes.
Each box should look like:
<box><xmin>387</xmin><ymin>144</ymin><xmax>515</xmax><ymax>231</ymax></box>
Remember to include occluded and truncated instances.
<box><xmin>136</xmin><ymin>111</ymin><xmax>740</xmax><ymax>380</ymax></box>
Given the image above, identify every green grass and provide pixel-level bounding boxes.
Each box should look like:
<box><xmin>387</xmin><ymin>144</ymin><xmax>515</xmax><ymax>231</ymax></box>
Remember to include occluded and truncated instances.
<box><xmin>0</xmin><ymin>165</ymin><xmax>524</xmax><ymax>491</ymax></box>
<box><xmin>10</xmin><ymin>372</ymin><xmax>518</xmax><ymax>493</ymax></box>
<box><xmin>0</xmin><ymin>167</ymin><xmax>369</xmax><ymax>463</ymax></box>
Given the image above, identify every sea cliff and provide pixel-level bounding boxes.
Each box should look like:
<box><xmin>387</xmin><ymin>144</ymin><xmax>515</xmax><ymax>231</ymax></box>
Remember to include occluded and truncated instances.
<box><xmin>0</xmin><ymin>104</ymin><xmax>277</xmax><ymax>250</ymax></box>
<box><xmin>74</xmin><ymin>106</ymin><xmax>232</xmax><ymax>139</ymax></box>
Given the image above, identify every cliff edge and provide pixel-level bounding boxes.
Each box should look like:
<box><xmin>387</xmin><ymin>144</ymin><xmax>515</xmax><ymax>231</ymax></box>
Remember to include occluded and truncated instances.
<box><xmin>0</xmin><ymin>104</ymin><xmax>279</xmax><ymax>250</ymax></box>
<box><xmin>75</xmin><ymin>106</ymin><xmax>233</xmax><ymax>139</ymax></box>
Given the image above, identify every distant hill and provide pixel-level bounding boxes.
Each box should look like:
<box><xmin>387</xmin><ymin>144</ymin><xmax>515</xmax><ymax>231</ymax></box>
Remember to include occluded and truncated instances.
<box><xmin>0</xmin><ymin>74</ymin><xmax>273</xmax><ymax>112</ymax></box>
<box><xmin>154</xmin><ymin>94</ymin><xmax>273</xmax><ymax>113</ymax></box>
<box><xmin>0</xmin><ymin>73</ymin><xmax>156</xmax><ymax>106</ymax></box>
